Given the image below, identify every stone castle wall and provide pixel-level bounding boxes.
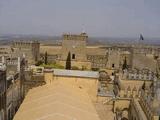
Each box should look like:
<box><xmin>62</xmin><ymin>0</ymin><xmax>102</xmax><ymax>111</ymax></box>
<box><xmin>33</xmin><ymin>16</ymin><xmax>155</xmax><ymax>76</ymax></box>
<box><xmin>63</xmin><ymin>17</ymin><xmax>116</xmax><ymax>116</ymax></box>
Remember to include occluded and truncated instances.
<box><xmin>39</xmin><ymin>33</ymin><xmax>160</xmax><ymax>71</ymax></box>
<box><xmin>12</xmin><ymin>41</ymin><xmax>40</xmax><ymax>64</ymax></box>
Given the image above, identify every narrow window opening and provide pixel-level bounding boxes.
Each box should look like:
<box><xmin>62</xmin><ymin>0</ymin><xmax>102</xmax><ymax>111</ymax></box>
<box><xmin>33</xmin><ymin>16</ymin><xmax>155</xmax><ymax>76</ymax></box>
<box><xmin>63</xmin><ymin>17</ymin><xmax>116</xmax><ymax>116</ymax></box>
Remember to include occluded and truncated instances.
<box><xmin>112</xmin><ymin>64</ymin><xmax>115</xmax><ymax>68</ymax></box>
<box><xmin>72</xmin><ymin>54</ymin><xmax>75</xmax><ymax>59</ymax></box>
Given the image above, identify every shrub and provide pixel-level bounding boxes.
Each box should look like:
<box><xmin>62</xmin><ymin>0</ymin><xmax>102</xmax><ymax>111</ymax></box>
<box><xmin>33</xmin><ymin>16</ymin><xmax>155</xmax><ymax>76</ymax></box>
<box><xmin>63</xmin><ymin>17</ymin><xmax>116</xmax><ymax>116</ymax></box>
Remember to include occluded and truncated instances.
<box><xmin>66</xmin><ymin>52</ymin><xmax>71</xmax><ymax>70</ymax></box>
<box><xmin>92</xmin><ymin>68</ymin><xmax>99</xmax><ymax>71</ymax></box>
<box><xmin>71</xmin><ymin>66</ymin><xmax>79</xmax><ymax>70</ymax></box>
<box><xmin>35</xmin><ymin>60</ymin><xmax>44</xmax><ymax>66</ymax></box>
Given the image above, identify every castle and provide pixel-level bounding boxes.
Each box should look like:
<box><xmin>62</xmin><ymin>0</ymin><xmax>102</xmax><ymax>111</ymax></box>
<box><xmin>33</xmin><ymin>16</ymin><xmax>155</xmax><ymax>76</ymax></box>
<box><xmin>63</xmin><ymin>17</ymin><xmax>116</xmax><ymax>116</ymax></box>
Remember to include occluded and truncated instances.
<box><xmin>39</xmin><ymin>33</ymin><xmax>160</xmax><ymax>120</ymax></box>
<box><xmin>40</xmin><ymin>33</ymin><xmax>160</xmax><ymax>73</ymax></box>
<box><xmin>1</xmin><ymin>33</ymin><xmax>160</xmax><ymax>120</ymax></box>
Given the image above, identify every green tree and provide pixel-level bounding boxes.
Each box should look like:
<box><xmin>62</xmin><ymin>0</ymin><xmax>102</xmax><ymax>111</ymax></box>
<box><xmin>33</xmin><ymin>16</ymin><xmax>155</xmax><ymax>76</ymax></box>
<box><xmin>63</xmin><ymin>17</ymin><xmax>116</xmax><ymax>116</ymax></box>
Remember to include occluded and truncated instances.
<box><xmin>44</xmin><ymin>51</ymin><xmax>48</xmax><ymax>65</ymax></box>
<box><xmin>122</xmin><ymin>57</ymin><xmax>127</xmax><ymax>70</ymax></box>
<box><xmin>142</xmin><ymin>81</ymin><xmax>146</xmax><ymax>90</ymax></box>
<box><xmin>66</xmin><ymin>52</ymin><xmax>71</xmax><ymax>70</ymax></box>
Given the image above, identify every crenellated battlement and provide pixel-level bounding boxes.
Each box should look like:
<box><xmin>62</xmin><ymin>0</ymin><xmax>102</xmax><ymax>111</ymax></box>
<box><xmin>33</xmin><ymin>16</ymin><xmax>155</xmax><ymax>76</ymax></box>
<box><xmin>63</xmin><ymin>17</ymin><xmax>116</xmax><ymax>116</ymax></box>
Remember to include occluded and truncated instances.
<box><xmin>122</xmin><ymin>69</ymin><xmax>156</xmax><ymax>81</ymax></box>
<box><xmin>11</xmin><ymin>40</ymin><xmax>40</xmax><ymax>64</ymax></box>
<box><xmin>63</xmin><ymin>33</ymin><xmax>88</xmax><ymax>41</ymax></box>
<box><xmin>12</xmin><ymin>40</ymin><xmax>39</xmax><ymax>48</ymax></box>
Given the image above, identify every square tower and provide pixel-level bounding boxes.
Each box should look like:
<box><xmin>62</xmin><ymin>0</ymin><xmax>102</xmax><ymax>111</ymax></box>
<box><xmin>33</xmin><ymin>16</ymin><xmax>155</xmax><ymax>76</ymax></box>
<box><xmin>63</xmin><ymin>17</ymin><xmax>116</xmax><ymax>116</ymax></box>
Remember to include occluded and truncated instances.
<box><xmin>61</xmin><ymin>33</ymin><xmax>88</xmax><ymax>62</ymax></box>
<box><xmin>12</xmin><ymin>40</ymin><xmax>40</xmax><ymax>64</ymax></box>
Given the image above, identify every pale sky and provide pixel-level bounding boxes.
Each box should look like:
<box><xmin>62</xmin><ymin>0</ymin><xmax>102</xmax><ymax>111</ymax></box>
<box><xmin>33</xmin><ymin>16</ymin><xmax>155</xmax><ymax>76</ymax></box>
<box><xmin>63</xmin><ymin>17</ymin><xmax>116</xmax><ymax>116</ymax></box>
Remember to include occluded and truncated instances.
<box><xmin>0</xmin><ymin>0</ymin><xmax>160</xmax><ymax>37</ymax></box>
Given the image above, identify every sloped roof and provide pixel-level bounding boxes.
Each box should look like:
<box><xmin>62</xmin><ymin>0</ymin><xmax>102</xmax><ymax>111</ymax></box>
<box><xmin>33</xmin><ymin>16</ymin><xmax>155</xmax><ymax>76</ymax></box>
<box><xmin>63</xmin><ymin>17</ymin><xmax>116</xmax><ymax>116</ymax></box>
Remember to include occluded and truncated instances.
<box><xmin>13</xmin><ymin>81</ymin><xmax>100</xmax><ymax>120</ymax></box>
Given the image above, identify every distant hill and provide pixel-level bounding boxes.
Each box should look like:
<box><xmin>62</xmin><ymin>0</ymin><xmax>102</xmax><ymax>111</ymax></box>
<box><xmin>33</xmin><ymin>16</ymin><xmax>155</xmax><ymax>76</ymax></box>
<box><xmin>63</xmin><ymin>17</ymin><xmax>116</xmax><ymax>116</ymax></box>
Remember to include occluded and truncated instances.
<box><xmin>0</xmin><ymin>34</ymin><xmax>160</xmax><ymax>46</ymax></box>
<box><xmin>88</xmin><ymin>37</ymin><xmax>160</xmax><ymax>46</ymax></box>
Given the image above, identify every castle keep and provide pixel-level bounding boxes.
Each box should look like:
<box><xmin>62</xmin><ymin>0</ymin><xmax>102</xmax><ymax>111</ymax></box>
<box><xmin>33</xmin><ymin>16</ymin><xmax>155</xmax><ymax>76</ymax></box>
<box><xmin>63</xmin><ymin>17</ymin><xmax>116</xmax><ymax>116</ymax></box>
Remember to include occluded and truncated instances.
<box><xmin>58</xmin><ymin>33</ymin><xmax>91</xmax><ymax>69</ymax></box>
<box><xmin>61</xmin><ymin>33</ymin><xmax>88</xmax><ymax>61</ymax></box>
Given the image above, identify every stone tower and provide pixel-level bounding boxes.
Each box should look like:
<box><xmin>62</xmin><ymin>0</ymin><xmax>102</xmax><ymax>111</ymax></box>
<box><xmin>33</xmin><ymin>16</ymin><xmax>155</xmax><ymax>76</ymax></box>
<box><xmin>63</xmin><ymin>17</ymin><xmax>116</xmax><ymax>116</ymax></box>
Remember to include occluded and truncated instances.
<box><xmin>61</xmin><ymin>33</ymin><xmax>88</xmax><ymax>62</ymax></box>
<box><xmin>12</xmin><ymin>40</ymin><xmax>40</xmax><ymax>64</ymax></box>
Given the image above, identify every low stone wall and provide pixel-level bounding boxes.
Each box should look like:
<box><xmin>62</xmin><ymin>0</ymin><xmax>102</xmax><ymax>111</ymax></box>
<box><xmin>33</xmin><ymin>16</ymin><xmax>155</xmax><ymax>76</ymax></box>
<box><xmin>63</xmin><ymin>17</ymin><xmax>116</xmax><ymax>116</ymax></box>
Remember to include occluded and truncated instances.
<box><xmin>129</xmin><ymin>99</ymin><xmax>148</xmax><ymax>120</ymax></box>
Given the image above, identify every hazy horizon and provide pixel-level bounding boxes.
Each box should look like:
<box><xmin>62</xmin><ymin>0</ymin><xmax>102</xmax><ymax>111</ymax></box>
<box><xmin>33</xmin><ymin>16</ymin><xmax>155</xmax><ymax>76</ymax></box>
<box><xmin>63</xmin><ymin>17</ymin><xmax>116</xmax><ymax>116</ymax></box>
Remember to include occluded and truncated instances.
<box><xmin>0</xmin><ymin>0</ymin><xmax>160</xmax><ymax>38</ymax></box>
